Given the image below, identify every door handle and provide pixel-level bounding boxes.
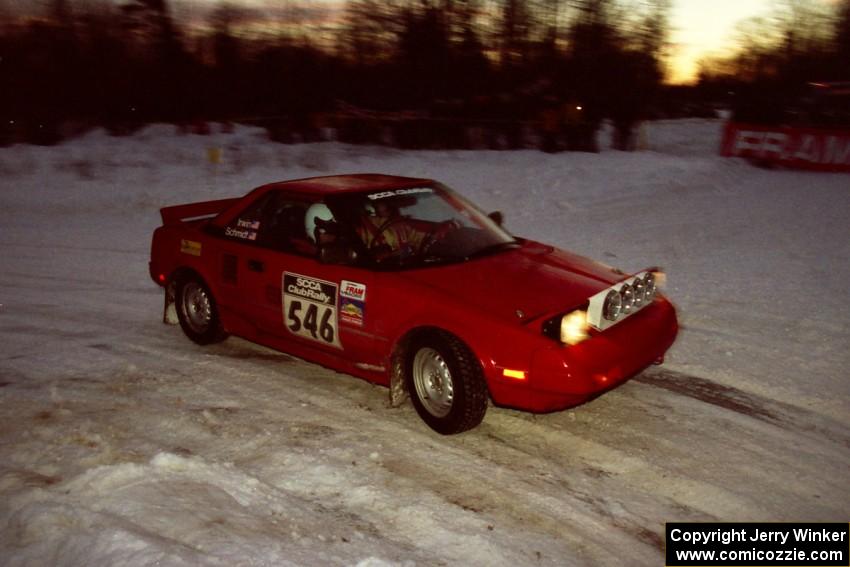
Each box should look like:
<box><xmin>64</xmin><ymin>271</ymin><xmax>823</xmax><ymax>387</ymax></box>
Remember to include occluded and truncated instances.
<box><xmin>248</xmin><ymin>259</ymin><xmax>264</xmax><ymax>272</ymax></box>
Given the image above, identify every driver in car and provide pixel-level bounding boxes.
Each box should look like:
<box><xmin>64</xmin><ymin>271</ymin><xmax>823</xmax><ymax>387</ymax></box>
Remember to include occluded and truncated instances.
<box><xmin>356</xmin><ymin>200</ymin><xmax>428</xmax><ymax>259</ymax></box>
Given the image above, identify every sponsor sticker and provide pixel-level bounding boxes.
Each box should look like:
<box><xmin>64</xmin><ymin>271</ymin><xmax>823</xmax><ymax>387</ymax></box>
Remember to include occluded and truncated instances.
<box><xmin>339</xmin><ymin>280</ymin><xmax>366</xmax><ymax>327</ymax></box>
<box><xmin>339</xmin><ymin>297</ymin><xmax>365</xmax><ymax>327</ymax></box>
<box><xmin>282</xmin><ymin>273</ymin><xmax>342</xmax><ymax>348</ymax></box>
<box><xmin>341</xmin><ymin>280</ymin><xmax>366</xmax><ymax>301</ymax></box>
<box><xmin>180</xmin><ymin>239</ymin><xmax>202</xmax><ymax>256</ymax></box>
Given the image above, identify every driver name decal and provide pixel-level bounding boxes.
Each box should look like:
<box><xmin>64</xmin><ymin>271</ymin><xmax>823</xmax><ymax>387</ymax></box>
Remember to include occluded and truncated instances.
<box><xmin>283</xmin><ymin>273</ymin><xmax>342</xmax><ymax>348</ymax></box>
<box><xmin>225</xmin><ymin>218</ymin><xmax>260</xmax><ymax>241</ymax></box>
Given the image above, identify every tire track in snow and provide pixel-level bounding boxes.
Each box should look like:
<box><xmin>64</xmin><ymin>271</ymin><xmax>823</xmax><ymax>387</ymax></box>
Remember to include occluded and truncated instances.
<box><xmin>636</xmin><ymin>369</ymin><xmax>850</xmax><ymax>449</ymax></box>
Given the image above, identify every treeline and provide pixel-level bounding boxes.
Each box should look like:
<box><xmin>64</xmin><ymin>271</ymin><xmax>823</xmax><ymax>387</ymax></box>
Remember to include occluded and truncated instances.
<box><xmin>1</xmin><ymin>0</ymin><xmax>848</xmax><ymax>147</ymax></box>
<box><xmin>697</xmin><ymin>0</ymin><xmax>850</xmax><ymax>125</ymax></box>
<box><xmin>0</xmin><ymin>0</ymin><xmax>670</xmax><ymax>148</ymax></box>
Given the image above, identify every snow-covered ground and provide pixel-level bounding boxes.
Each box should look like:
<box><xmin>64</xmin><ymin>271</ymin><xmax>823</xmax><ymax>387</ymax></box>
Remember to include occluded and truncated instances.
<box><xmin>1</xmin><ymin>119</ymin><xmax>848</xmax><ymax>566</ymax></box>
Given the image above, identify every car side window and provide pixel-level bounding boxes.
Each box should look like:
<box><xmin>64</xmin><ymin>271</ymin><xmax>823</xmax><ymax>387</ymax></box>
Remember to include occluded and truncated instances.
<box><xmin>223</xmin><ymin>192</ymin><xmax>318</xmax><ymax>257</ymax></box>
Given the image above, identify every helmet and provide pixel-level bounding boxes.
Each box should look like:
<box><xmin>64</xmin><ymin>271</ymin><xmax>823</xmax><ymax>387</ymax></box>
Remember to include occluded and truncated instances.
<box><xmin>305</xmin><ymin>203</ymin><xmax>335</xmax><ymax>242</ymax></box>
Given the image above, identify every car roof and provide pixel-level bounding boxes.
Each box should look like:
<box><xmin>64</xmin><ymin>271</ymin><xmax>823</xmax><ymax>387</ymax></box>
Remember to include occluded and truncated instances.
<box><xmin>254</xmin><ymin>174</ymin><xmax>435</xmax><ymax>196</ymax></box>
<box><xmin>211</xmin><ymin>174</ymin><xmax>437</xmax><ymax>227</ymax></box>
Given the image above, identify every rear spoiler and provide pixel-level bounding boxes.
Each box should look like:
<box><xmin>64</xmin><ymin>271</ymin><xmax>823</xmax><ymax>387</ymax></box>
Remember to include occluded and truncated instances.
<box><xmin>160</xmin><ymin>198</ymin><xmax>240</xmax><ymax>226</ymax></box>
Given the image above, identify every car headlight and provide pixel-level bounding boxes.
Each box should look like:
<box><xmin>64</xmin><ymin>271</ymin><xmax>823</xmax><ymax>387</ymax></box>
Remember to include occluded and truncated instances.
<box><xmin>643</xmin><ymin>272</ymin><xmax>656</xmax><ymax>300</ymax></box>
<box><xmin>560</xmin><ymin>310</ymin><xmax>589</xmax><ymax>345</ymax></box>
<box><xmin>602</xmin><ymin>289</ymin><xmax>622</xmax><ymax>321</ymax></box>
<box><xmin>586</xmin><ymin>269</ymin><xmax>664</xmax><ymax>331</ymax></box>
<box><xmin>620</xmin><ymin>283</ymin><xmax>635</xmax><ymax>314</ymax></box>
<box><xmin>632</xmin><ymin>277</ymin><xmax>646</xmax><ymax>307</ymax></box>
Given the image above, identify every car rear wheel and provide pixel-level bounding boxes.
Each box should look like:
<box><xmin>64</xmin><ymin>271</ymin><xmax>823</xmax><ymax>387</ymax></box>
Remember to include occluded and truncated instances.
<box><xmin>175</xmin><ymin>275</ymin><xmax>227</xmax><ymax>345</ymax></box>
<box><xmin>406</xmin><ymin>331</ymin><xmax>487</xmax><ymax>434</ymax></box>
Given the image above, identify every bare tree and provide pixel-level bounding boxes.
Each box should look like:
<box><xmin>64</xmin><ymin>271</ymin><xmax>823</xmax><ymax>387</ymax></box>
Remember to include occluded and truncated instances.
<box><xmin>498</xmin><ymin>0</ymin><xmax>534</xmax><ymax>68</ymax></box>
<box><xmin>342</xmin><ymin>0</ymin><xmax>406</xmax><ymax>66</ymax></box>
<box><xmin>834</xmin><ymin>0</ymin><xmax>850</xmax><ymax>66</ymax></box>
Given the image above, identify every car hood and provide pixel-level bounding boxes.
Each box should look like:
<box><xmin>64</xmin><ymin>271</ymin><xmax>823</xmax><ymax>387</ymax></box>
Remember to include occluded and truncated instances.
<box><xmin>399</xmin><ymin>240</ymin><xmax>625</xmax><ymax>324</ymax></box>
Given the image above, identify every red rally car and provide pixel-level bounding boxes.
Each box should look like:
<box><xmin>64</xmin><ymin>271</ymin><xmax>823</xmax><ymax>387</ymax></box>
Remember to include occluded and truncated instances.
<box><xmin>149</xmin><ymin>174</ymin><xmax>678</xmax><ymax>434</ymax></box>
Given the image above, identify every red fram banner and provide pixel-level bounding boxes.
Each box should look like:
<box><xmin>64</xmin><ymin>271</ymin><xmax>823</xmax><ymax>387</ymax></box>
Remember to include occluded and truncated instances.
<box><xmin>720</xmin><ymin>122</ymin><xmax>850</xmax><ymax>172</ymax></box>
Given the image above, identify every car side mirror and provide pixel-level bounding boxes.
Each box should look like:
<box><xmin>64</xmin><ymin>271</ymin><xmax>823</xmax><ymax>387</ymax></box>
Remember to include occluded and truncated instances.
<box><xmin>488</xmin><ymin>211</ymin><xmax>504</xmax><ymax>227</ymax></box>
<box><xmin>318</xmin><ymin>242</ymin><xmax>357</xmax><ymax>265</ymax></box>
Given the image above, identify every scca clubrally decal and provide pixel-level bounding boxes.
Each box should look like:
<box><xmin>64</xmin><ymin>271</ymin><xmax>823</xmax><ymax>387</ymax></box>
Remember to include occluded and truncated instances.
<box><xmin>282</xmin><ymin>272</ymin><xmax>342</xmax><ymax>348</ymax></box>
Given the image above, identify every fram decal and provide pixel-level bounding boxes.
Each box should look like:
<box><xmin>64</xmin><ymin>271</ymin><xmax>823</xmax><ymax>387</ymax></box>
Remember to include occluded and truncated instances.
<box><xmin>339</xmin><ymin>280</ymin><xmax>366</xmax><ymax>327</ymax></box>
<box><xmin>341</xmin><ymin>280</ymin><xmax>366</xmax><ymax>301</ymax></box>
<box><xmin>180</xmin><ymin>239</ymin><xmax>202</xmax><ymax>256</ymax></box>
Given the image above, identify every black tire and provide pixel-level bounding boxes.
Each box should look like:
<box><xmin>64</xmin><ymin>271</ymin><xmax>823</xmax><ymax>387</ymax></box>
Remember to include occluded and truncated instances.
<box><xmin>175</xmin><ymin>274</ymin><xmax>228</xmax><ymax>345</ymax></box>
<box><xmin>405</xmin><ymin>331</ymin><xmax>488</xmax><ymax>434</ymax></box>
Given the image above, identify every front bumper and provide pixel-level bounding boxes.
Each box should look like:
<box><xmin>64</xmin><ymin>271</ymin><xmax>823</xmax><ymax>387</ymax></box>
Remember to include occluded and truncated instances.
<box><xmin>489</xmin><ymin>298</ymin><xmax>678</xmax><ymax>412</ymax></box>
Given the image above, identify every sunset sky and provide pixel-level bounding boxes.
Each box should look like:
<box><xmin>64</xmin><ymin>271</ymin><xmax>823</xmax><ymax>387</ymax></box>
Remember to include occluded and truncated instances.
<box><xmin>6</xmin><ymin>0</ymin><xmax>823</xmax><ymax>84</ymax></box>
<box><xmin>177</xmin><ymin>0</ymin><xmax>784</xmax><ymax>84</ymax></box>
<box><xmin>668</xmin><ymin>0</ymin><xmax>774</xmax><ymax>83</ymax></box>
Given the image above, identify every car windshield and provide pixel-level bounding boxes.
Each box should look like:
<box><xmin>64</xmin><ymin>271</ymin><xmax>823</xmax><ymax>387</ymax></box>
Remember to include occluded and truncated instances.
<box><xmin>326</xmin><ymin>184</ymin><xmax>517</xmax><ymax>269</ymax></box>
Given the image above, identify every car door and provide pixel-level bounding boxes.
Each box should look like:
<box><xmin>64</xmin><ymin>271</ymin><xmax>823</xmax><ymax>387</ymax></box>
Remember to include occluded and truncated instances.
<box><xmin>211</xmin><ymin>191</ymin><xmax>286</xmax><ymax>337</ymax></box>
<box><xmin>266</xmin><ymin>254</ymin><xmax>387</xmax><ymax>368</ymax></box>
<box><xmin>218</xmin><ymin>190</ymin><xmax>389</xmax><ymax>368</ymax></box>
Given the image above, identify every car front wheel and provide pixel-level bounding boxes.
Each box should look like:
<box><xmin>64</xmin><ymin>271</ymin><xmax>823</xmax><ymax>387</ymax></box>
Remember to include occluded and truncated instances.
<box><xmin>406</xmin><ymin>331</ymin><xmax>488</xmax><ymax>434</ymax></box>
<box><xmin>175</xmin><ymin>275</ymin><xmax>228</xmax><ymax>345</ymax></box>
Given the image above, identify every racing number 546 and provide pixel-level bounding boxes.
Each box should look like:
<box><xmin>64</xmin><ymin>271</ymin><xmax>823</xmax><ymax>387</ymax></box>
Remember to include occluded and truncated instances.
<box><xmin>287</xmin><ymin>300</ymin><xmax>335</xmax><ymax>343</ymax></box>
